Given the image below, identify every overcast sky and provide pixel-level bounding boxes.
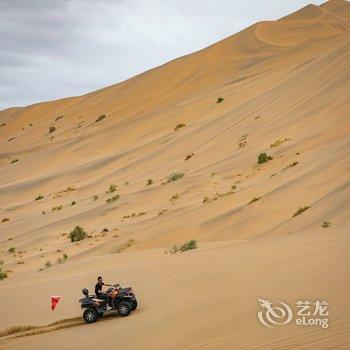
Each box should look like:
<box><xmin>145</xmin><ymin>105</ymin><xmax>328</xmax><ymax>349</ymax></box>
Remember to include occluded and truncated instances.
<box><xmin>0</xmin><ymin>0</ymin><xmax>324</xmax><ymax>110</ymax></box>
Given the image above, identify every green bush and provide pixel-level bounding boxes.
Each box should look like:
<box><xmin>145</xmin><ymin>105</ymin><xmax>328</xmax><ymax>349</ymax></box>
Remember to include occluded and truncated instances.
<box><xmin>169</xmin><ymin>240</ymin><xmax>197</xmax><ymax>254</ymax></box>
<box><xmin>35</xmin><ymin>194</ymin><xmax>44</xmax><ymax>201</ymax></box>
<box><xmin>162</xmin><ymin>172</ymin><xmax>185</xmax><ymax>185</ymax></box>
<box><xmin>293</xmin><ymin>206</ymin><xmax>311</xmax><ymax>217</ymax></box>
<box><xmin>216</xmin><ymin>97</ymin><xmax>224</xmax><ymax>103</ymax></box>
<box><xmin>49</xmin><ymin>126</ymin><xmax>56</xmax><ymax>133</ymax></box>
<box><xmin>45</xmin><ymin>261</ymin><xmax>51</xmax><ymax>268</ymax></box>
<box><xmin>69</xmin><ymin>225</ymin><xmax>88</xmax><ymax>242</ymax></box>
<box><xmin>258</xmin><ymin>153</ymin><xmax>273</xmax><ymax>164</ymax></box>
<box><xmin>146</xmin><ymin>179</ymin><xmax>153</xmax><ymax>186</ymax></box>
<box><xmin>0</xmin><ymin>269</ymin><xmax>7</xmax><ymax>280</ymax></box>
<box><xmin>8</xmin><ymin>247</ymin><xmax>15</xmax><ymax>253</ymax></box>
<box><xmin>270</xmin><ymin>138</ymin><xmax>291</xmax><ymax>148</ymax></box>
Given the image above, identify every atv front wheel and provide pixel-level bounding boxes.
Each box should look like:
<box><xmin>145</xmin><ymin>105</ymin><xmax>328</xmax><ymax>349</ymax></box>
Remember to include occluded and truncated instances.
<box><xmin>131</xmin><ymin>299</ymin><xmax>138</xmax><ymax>311</ymax></box>
<box><xmin>83</xmin><ymin>308</ymin><xmax>98</xmax><ymax>323</ymax></box>
<box><xmin>117</xmin><ymin>301</ymin><xmax>132</xmax><ymax>317</ymax></box>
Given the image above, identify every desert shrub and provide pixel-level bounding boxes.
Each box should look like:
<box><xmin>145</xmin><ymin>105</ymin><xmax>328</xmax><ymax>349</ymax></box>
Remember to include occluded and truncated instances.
<box><xmin>162</xmin><ymin>172</ymin><xmax>185</xmax><ymax>184</ymax></box>
<box><xmin>216</xmin><ymin>97</ymin><xmax>224</xmax><ymax>103</ymax></box>
<box><xmin>1</xmin><ymin>123</ymin><xmax>6</xmax><ymax>127</ymax></box>
<box><xmin>95</xmin><ymin>115</ymin><xmax>106</xmax><ymax>123</ymax></box>
<box><xmin>170</xmin><ymin>194</ymin><xmax>179</xmax><ymax>201</ymax></box>
<box><xmin>1</xmin><ymin>218</ymin><xmax>10</xmax><ymax>223</ymax></box>
<box><xmin>174</xmin><ymin>123</ymin><xmax>186</xmax><ymax>131</ymax></box>
<box><xmin>282</xmin><ymin>161</ymin><xmax>299</xmax><ymax>171</ymax></box>
<box><xmin>293</xmin><ymin>206</ymin><xmax>311</xmax><ymax>217</ymax></box>
<box><xmin>322</xmin><ymin>221</ymin><xmax>332</xmax><ymax>228</ymax></box>
<box><xmin>106</xmin><ymin>195</ymin><xmax>120</xmax><ymax>204</ymax></box>
<box><xmin>45</xmin><ymin>261</ymin><xmax>51</xmax><ymax>268</ymax></box>
<box><xmin>0</xmin><ymin>269</ymin><xmax>7</xmax><ymax>280</ymax></box>
<box><xmin>71</xmin><ymin>201</ymin><xmax>76</xmax><ymax>205</ymax></box>
<box><xmin>270</xmin><ymin>138</ymin><xmax>291</xmax><ymax>148</ymax></box>
<box><xmin>93</xmin><ymin>195</ymin><xmax>98</xmax><ymax>201</ymax></box>
<box><xmin>123</xmin><ymin>212</ymin><xmax>146</xmax><ymax>220</ymax></box>
<box><xmin>202</xmin><ymin>196</ymin><xmax>210</xmax><ymax>203</ymax></box>
<box><xmin>158</xmin><ymin>209</ymin><xmax>168</xmax><ymax>216</ymax></box>
<box><xmin>0</xmin><ymin>260</ymin><xmax>3</xmax><ymax>265</ymax></box>
<box><xmin>69</xmin><ymin>225</ymin><xmax>88</xmax><ymax>242</ymax></box>
<box><xmin>10</xmin><ymin>159</ymin><xmax>18</xmax><ymax>164</ymax></box>
<box><xmin>169</xmin><ymin>240</ymin><xmax>197</xmax><ymax>254</ymax></box>
<box><xmin>185</xmin><ymin>153</ymin><xmax>194</xmax><ymax>161</ymax></box>
<box><xmin>248</xmin><ymin>196</ymin><xmax>261</xmax><ymax>205</ymax></box>
<box><xmin>55</xmin><ymin>115</ymin><xmax>64</xmax><ymax>122</ymax></box>
<box><xmin>258</xmin><ymin>153</ymin><xmax>273</xmax><ymax>164</ymax></box>
<box><xmin>181</xmin><ymin>240</ymin><xmax>197</xmax><ymax>251</ymax></box>
<box><xmin>8</xmin><ymin>247</ymin><xmax>15</xmax><ymax>253</ymax></box>
<box><xmin>49</xmin><ymin>126</ymin><xmax>56</xmax><ymax>133</ymax></box>
<box><xmin>117</xmin><ymin>239</ymin><xmax>137</xmax><ymax>253</ymax></box>
<box><xmin>146</xmin><ymin>179</ymin><xmax>153</xmax><ymax>186</ymax></box>
<box><xmin>65</xmin><ymin>187</ymin><xmax>75</xmax><ymax>192</ymax></box>
<box><xmin>35</xmin><ymin>194</ymin><xmax>44</xmax><ymax>201</ymax></box>
<box><xmin>52</xmin><ymin>205</ymin><xmax>63</xmax><ymax>211</ymax></box>
<box><xmin>108</xmin><ymin>184</ymin><xmax>117</xmax><ymax>193</ymax></box>
<box><xmin>63</xmin><ymin>253</ymin><xmax>68</xmax><ymax>260</ymax></box>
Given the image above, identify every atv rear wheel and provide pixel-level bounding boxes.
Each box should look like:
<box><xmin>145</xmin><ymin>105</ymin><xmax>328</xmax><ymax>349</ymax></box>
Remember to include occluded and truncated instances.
<box><xmin>83</xmin><ymin>308</ymin><xmax>98</xmax><ymax>323</ymax></box>
<box><xmin>117</xmin><ymin>301</ymin><xmax>132</xmax><ymax>317</ymax></box>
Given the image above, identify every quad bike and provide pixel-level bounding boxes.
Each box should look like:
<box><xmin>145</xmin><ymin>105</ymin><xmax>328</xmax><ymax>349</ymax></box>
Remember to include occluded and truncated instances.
<box><xmin>79</xmin><ymin>283</ymin><xmax>138</xmax><ymax>323</ymax></box>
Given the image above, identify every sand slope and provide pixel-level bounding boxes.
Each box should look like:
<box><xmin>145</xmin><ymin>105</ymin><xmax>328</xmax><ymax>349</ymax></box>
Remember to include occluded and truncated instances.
<box><xmin>0</xmin><ymin>1</ymin><xmax>349</xmax><ymax>349</ymax></box>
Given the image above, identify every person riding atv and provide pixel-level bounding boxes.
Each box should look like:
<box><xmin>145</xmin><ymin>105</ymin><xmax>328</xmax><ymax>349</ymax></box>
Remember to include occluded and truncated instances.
<box><xmin>95</xmin><ymin>276</ymin><xmax>112</xmax><ymax>309</ymax></box>
<box><xmin>80</xmin><ymin>279</ymin><xmax>138</xmax><ymax>323</ymax></box>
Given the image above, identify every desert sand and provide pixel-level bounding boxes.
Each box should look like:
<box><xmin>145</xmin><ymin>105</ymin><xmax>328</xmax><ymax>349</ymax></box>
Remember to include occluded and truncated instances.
<box><xmin>0</xmin><ymin>0</ymin><xmax>349</xmax><ymax>349</ymax></box>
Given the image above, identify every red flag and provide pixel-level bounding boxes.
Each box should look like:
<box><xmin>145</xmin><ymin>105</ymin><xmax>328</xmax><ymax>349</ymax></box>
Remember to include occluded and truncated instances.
<box><xmin>51</xmin><ymin>296</ymin><xmax>61</xmax><ymax>311</ymax></box>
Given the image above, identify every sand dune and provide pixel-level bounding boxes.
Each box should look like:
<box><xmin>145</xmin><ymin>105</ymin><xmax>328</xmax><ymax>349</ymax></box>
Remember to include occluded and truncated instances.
<box><xmin>0</xmin><ymin>0</ymin><xmax>350</xmax><ymax>349</ymax></box>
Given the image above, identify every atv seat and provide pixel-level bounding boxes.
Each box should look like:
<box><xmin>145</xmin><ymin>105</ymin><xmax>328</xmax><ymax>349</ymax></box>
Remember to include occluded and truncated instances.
<box><xmin>92</xmin><ymin>298</ymin><xmax>106</xmax><ymax>302</ymax></box>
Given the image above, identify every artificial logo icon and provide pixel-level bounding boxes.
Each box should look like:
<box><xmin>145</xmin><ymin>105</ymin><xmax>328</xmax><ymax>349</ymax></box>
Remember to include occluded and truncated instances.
<box><xmin>257</xmin><ymin>298</ymin><xmax>293</xmax><ymax>328</ymax></box>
